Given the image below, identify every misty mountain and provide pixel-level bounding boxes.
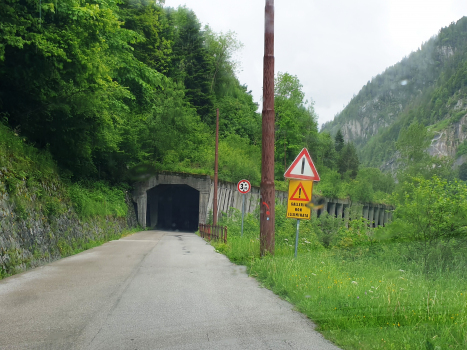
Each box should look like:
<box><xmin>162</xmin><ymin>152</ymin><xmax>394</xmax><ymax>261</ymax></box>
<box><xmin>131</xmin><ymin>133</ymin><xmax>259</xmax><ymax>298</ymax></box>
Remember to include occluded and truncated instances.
<box><xmin>322</xmin><ymin>16</ymin><xmax>467</xmax><ymax>170</ymax></box>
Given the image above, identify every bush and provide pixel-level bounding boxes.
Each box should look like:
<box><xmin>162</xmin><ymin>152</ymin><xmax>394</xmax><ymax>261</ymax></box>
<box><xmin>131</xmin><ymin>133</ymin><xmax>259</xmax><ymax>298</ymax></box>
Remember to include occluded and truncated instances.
<box><xmin>385</xmin><ymin>176</ymin><xmax>467</xmax><ymax>273</ymax></box>
<box><xmin>68</xmin><ymin>182</ymin><xmax>128</xmax><ymax>219</ymax></box>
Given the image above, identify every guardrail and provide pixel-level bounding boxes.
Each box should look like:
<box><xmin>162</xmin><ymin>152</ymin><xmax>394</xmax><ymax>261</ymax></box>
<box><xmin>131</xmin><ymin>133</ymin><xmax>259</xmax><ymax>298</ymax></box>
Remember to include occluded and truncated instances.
<box><xmin>199</xmin><ymin>224</ymin><xmax>227</xmax><ymax>244</ymax></box>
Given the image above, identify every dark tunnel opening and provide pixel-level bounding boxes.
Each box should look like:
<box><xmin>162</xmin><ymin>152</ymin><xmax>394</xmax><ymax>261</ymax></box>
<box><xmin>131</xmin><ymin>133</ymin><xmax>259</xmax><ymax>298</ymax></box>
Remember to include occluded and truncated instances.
<box><xmin>146</xmin><ymin>184</ymin><xmax>200</xmax><ymax>232</ymax></box>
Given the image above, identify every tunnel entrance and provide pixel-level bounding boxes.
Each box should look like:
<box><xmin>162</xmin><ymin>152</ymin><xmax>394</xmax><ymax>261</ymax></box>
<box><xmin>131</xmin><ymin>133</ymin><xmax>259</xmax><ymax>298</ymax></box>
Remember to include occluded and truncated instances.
<box><xmin>146</xmin><ymin>184</ymin><xmax>200</xmax><ymax>231</ymax></box>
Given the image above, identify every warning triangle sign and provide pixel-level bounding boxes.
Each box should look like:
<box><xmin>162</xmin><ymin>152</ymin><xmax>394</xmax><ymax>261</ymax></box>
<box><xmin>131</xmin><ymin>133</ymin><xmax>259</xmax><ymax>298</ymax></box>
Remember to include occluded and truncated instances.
<box><xmin>290</xmin><ymin>182</ymin><xmax>310</xmax><ymax>201</ymax></box>
<box><xmin>284</xmin><ymin>148</ymin><xmax>320</xmax><ymax>181</ymax></box>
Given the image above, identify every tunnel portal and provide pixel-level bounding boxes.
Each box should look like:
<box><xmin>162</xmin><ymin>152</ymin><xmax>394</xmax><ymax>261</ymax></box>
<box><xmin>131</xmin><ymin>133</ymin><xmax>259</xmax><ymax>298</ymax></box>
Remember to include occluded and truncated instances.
<box><xmin>146</xmin><ymin>184</ymin><xmax>200</xmax><ymax>232</ymax></box>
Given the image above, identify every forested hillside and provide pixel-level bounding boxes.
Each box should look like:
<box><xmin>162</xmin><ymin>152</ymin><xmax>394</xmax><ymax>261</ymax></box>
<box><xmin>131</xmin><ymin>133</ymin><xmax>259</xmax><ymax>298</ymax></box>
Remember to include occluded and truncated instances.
<box><xmin>322</xmin><ymin>17</ymin><xmax>467</xmax><ymax>170</ymax></box>
<box><xmin>0</xmin><ymin>0</ymin><xmax>257</xmax><ymax>182</ymax></box>
<box><xmin>0</xmin><ymin>0</ymin><xmax>327</xmax><ymax>188</ymax></box>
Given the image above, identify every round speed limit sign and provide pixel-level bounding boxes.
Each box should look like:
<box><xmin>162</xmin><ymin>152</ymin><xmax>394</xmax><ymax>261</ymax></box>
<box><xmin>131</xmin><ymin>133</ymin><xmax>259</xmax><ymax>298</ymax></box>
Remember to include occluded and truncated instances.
<box><xmin>237</xmin><ymin>179</ymin><xmax>251</xmax><ymax>194</ymax></box>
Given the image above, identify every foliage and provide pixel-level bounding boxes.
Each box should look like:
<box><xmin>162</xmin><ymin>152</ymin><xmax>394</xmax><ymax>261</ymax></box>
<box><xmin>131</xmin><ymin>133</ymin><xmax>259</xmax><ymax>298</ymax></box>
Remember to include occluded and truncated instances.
<box><xmin>203</xmin><ymin>26</ymin><xmax>243</xmax><ymax>98</ymax></box>
<box><xmin>0</xmin><ymin>1</ymin><xmax>268</xmax><ymax>185</ymax></box>
<box><xmin>337</xmin><ymin>142</ymin><xmax>359</xmax><ymax>179</ymax></box>
<box><xmin>386</xmin><ymin>176</ymin><xmax>467</xmax><ymax>273</ymax></box>
<box><xmin>217</xmin><ymin>134</ymin><xmax>261</xmax><ymax>185</ymax></box>
<box><xmin>166</xmin><ymin>6</ymin><xmax>214</xmax><ymax>123</ymax></box>
<box><xmin>274</xmin><ymin>72</ymin><xmax>319</xmax><ymax>178</ymax></box>
<box><xmin>456</xmin><ymin>139</ymin><xmax>467</xmax><ymax>157</ymax></box>
<box><xmin>334</xmin><ymin>129</ymin><xmax>344</xmax><ymax>153</ymax></box>
<box><xmin>459</xmin><ymin>162</ymin><xmax>467</xmax><ymax>180</ymax></box>
<box><xmin>396</xmin><ymin>122</ymin><xmax>454</xmax><ymax>185</ymax></box>
<box><xmin>68</xmin><ymin>181</ymin><xmax>128</xmax><ymax>219</ymax></box>
<box><xmin>314</xmin><ymin>167</ymin><xmax>341</xmax><ymax>199</ymax></box>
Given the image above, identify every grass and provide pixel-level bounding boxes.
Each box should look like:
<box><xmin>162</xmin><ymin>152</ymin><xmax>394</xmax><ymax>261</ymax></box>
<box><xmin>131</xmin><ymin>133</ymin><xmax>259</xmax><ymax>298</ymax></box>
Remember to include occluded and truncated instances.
<box><xmin>209</xmin><ymin>206</ymin><xmax>467</xmax><ymax>350</ymax></box>
<box><xmin>68</xmin><ymin>181</ymin><xmax>129</xmax><ymax>219</ymax></box>
<box><xmin>0</xmin><ymin>123</ymin><xmax>141</xmax><ymax>279</ymax></box>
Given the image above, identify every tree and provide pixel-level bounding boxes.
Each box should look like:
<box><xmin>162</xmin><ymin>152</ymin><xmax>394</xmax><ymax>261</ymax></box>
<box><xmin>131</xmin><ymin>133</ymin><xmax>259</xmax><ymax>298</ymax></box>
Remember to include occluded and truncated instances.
<box><xmin>119</xmin><ymin>0</ymin><xmax>173</xmax><ymax>74</ymax></box>
<box><xmin>337</xmin><ymin>142</ymin><xmax>359</xmax><ymax>179</ymax></box>
<box><xmin>334</xmin><ymin>129</ymin><xmax>345</xmax><ymax>153</ymax></box>
<box><xmin>167</xmin><ymin>7</ymin><xmax>214</xmax><ymax>123</ymax></box>
<box><xmin>459</xmin><ymin>162</ymin><xmax>467</xmax><ymax>181</ymax></box>
<box><xmin>314</xmin><ymin>132</ymin><xmax>338</xmax><ymax>170</ymax></box>
<box><xmin>274</xmin><ymin>72</ymin><xmax>318</xmax><ymax>177</ymax></box>
<box><xmin>0</xmin><ymin>0</ymin><xmax>149</xmax><ymax>178</ymax></box>
<box><xmin>203</xmin><ymin>27</ymin><xmax>243</xmax><ymax>97</ymax></box>
<box><xmin>387</xmin><ymin>177</ymin><xmax>467</xmax><ymax>273</ymax></box>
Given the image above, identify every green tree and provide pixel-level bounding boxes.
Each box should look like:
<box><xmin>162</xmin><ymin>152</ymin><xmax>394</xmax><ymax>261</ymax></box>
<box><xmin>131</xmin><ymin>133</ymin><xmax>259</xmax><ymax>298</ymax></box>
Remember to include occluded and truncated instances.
<box><xmin>387</xmin><ymin>177</ymin><xmax>467</xmax><ymax>273</ymax></box>
<box><xmin>203</xmin><ymin>26</ymin><xmax>243</xmax><ymax>97</ymax></box>
<box><xmin>167</xmin><ymin>7</ymin><xmax>214</xmax><ymax>123</ymax></box>
<box><xmin>459</xmin><ymin>162</ymin><xmax>467</xmax><ymax>181</ymax></box>
<box><xmin>334</xmin><ymin>129</ymin><xmax>345</xmax><ymax>153</ymax></box>
<box><xmin>0</xmin><ymin>0</ymin><xmax>152</xmax><ymax>178</ymax></box>
<box><xmin>337</xmin><ymin>142</ymin><xmax>359</xmax><ymax>179</ymax></box>
<box><xmin>314</xmin><ymin>132</ymin><xmax>338</xmax><ymax>170</ymax></box>
<box><xmin>274</xmin><ymin>72</ymin><xmax>318</xmax><ymax>177</ymax></box>
<box><xmin>119</xmin><ymin>0</ymin><xmax>173</xmax><ymax>74</ymax></box>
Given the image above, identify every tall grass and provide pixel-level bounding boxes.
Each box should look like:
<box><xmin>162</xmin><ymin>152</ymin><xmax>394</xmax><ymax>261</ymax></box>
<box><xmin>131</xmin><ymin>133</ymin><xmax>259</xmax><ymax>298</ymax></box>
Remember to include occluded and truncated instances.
<box><xmin>68</xmin><ymin>181</ymin><xmax>129</xmax><ymax>219</ymax></box>
<box><xmin>213</xmin><ymin>204</ymin><xmax>467</xmax><ymax>350</ymax></box>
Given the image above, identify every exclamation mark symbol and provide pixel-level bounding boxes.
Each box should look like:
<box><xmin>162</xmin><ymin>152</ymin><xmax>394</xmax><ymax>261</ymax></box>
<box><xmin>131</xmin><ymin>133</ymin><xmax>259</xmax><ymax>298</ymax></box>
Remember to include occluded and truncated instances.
<box><xmin>301</xmin><ymin>158</ymin><xmax>305</xmax><ymax>174</ymax></box>
<box><xmin>299</xmin><ymin>188</ymin><xmax>302</xmax><ymax>198</ymax></box>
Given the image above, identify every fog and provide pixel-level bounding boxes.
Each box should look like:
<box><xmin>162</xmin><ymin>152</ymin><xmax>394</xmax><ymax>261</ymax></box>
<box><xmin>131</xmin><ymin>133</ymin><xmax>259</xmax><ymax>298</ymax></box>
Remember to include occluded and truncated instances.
<box><xmin>164</xmin><ymin>0</ymin><xmax>467</xmax><ymax>127</ymax></box>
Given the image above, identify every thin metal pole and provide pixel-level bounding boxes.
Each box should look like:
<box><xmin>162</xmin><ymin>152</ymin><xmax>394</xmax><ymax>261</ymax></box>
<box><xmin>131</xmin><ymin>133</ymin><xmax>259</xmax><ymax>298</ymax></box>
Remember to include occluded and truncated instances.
<box><xmin>294</xmin><ymin>219</ymin><xmax>300</xmax><ymax>258</ymax></box>
<box><xmin>241</xmin><ymin>194</ymin><xmax>245</xmax><ymax>237</ymax></box>
<box><xmin>260</xmin><ymin>0</ymin><xmax>275</xmax><ymax>256</ymax></box>
<box><xmin>213</xmin><ymin>108</ymin><xmax>219</xmax><ymax>225</ymax></box>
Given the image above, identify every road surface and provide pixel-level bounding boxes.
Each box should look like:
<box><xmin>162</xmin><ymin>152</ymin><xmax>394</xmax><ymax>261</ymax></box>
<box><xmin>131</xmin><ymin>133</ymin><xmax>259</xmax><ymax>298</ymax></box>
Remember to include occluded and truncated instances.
<box><xmin>0</xmin><ymin>230</ymin><xmax>341</xmax><ymax>350</ymax></box>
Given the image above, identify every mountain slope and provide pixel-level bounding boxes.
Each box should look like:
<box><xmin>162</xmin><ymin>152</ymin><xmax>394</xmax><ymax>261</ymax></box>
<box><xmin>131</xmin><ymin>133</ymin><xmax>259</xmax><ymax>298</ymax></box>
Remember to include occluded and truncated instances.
<box><xmin>322</xmin><ymin>17</ymin><xmax>467</xmax><ymax>169</ymax></box>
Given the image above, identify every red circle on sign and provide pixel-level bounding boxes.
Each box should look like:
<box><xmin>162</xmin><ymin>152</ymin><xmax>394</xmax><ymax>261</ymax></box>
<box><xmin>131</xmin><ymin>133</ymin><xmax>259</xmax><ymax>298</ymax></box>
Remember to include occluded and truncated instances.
<box><xmin>237</xmin><ymin>179</ymin><xmax>251</xmax><ymax>194</ymax></box>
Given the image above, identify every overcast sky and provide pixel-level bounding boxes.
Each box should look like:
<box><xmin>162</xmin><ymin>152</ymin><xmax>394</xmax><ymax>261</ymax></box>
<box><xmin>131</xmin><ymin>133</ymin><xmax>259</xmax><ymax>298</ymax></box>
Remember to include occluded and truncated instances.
<box><xmin>164</xmin><ymin>0</ymin><xmax>467</xmax><ymax>128</ymax></box>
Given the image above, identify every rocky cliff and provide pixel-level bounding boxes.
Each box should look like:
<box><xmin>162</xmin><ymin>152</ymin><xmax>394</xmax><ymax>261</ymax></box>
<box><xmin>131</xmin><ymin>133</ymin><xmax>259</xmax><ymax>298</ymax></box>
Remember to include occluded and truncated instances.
<box><xmin>322</xmin><ymin>17</ymin><xmax>467</xmax><ymax>169</ymax></box>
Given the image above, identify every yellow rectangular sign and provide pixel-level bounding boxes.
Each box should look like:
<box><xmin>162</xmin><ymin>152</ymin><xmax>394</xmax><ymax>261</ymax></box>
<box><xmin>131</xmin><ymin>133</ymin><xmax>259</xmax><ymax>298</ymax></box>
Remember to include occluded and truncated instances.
<box><xmin>287</xmin><ymin>180</ymin><xmax>313</xmax><ymax>219</ymax></box>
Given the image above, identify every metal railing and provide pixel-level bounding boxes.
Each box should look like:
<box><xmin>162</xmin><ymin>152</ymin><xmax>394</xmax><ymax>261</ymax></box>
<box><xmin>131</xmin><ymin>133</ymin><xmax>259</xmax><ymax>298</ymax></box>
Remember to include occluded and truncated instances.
<box><xmin>199</xmin><ymin>224</ymin><xmax>227</xmax><ymax>244</ymax></box>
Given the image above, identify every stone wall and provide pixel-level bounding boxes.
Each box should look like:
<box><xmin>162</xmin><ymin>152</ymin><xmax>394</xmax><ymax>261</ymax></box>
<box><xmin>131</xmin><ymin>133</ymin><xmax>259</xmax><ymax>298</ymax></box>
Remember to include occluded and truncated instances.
<box><xmin>0</xmin><ymin>177</ymin><xmax>138</xmax><ymax>277</ymax></box>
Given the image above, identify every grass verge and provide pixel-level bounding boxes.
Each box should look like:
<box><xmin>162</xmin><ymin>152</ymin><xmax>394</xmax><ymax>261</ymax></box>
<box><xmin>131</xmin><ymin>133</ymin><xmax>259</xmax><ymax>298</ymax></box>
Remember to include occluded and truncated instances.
<box><xmin>208</xmin><ymin>206</ymin><xmax>467</xmax><ymax>350</ymax></box>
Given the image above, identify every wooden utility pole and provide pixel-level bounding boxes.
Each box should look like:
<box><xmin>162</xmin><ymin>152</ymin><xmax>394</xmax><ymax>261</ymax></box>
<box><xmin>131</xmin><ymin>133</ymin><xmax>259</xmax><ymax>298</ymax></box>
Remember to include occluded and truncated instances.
<box><xmin>260</xmin><ymin>0</ymin><xmax>275</xmax><ymax>256</ymax></box>
<box><xmin>213</xmin><ymin>108</ymin><xmax>219</xmax><ymax>225</ymax></box>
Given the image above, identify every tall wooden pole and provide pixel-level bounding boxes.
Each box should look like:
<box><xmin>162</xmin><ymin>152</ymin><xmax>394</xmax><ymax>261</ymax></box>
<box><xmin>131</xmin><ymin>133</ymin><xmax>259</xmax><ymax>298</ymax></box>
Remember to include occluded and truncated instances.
<box><xmin>213</xmin><ymin>108</ymin><xmax>219</xmax><ymax>225</ymax></box>
<box><xmin>260</xmin><ymin>0</ymin><xmax>275</xmax><ymax>256</ymax></box>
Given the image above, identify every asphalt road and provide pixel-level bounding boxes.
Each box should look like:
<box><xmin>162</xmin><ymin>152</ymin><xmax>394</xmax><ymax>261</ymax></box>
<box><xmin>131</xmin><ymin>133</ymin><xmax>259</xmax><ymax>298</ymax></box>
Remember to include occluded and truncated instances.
<box><xmin>0</xmin><ymin>230</ymin><xmax>341</xmax><ymax>350</ymax></box>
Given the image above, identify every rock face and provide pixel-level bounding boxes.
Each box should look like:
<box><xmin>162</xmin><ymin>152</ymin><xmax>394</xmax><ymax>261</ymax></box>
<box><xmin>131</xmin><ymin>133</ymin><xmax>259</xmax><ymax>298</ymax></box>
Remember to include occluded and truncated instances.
<box><xmin>321</xmin><ymin>17</ymin><xmax>467</xmax><ymax>169</ymax></box>
<box><xmin>0</xmin><ymin>177</ymin><xmax>138</xmax><ymax>277</ymax></box>
<box><xmin>339</xmin><ymin>98</ymin><xmax>404</xmax><ymax>144</ymax></box>
<box><xmin>429</xmin><ymin>115</ymin><xmax>467</xmax><ymax>159</ymax></box>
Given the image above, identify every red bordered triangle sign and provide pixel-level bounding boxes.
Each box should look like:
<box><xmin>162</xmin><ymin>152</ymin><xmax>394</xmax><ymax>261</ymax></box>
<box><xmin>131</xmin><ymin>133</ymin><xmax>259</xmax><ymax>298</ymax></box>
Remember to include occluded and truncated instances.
<box><xmin>284</xmin><ymin>148</ymin><xmax>320</xmax><ymax>181</ymax></box>
<box><xmin>290</xmin><ymin>182</ymin><xmax>310</xmax><ymax>201</ymax></box>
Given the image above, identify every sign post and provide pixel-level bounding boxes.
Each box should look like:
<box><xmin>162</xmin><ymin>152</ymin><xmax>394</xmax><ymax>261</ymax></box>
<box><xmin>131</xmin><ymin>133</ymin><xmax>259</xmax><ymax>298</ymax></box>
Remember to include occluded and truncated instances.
<box><xmin>237</xmin><ymin>180</ymin><xmax>251</xmax><ymax>237</ymax></box>
<box><xmin>295</xmin><ymin>219</ymin><xmax>300</xmax><ymax>258</ymax></box>
<box><xmin>284</xmin><ymin>148</ymin><xmax>320</xmax><ymax>257</ymax></box>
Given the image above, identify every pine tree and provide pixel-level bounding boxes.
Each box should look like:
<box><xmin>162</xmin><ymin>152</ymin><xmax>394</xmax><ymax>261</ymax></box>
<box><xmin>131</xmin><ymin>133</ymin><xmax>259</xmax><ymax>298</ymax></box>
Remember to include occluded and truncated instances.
<box><xmin>334</xmin><ymin>129</ymin><xmax>345</xmax><ymax>153</ymax></box>
<box><xmin>337</xmin><ymin>142</ymin><xmax>359</xmax><ymax>179</ymax></box>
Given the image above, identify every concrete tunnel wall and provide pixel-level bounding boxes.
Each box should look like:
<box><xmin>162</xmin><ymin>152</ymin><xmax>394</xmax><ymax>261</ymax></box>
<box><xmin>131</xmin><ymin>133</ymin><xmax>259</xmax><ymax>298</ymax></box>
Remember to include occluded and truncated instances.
<box><xmin>132</xmin><ymin>172</ymin><xmax>394</xmax><ymax>229</ymax></box>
